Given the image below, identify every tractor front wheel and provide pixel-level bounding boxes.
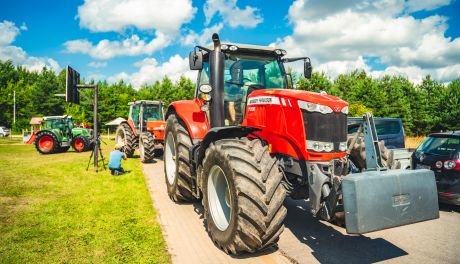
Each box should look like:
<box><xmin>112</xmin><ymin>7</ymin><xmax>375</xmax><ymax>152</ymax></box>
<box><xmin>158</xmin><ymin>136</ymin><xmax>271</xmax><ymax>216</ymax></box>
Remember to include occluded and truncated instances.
<box><xmin>72</xmin><ymin>136</ymin><xmax>90</xmax><ymax>152</ymax></box>
<box><xmin>35</xmin><ymin>131</ymin><xmax>60</xmax><ymax>154</ymax></box>
<box><xmin>116</xmin><ymin>123</ymin><xmax>135</xmax><ymax>157</ymax></box>
<box><xmin>164</xmin><ymin>114</ymin><xmax>195</xmax><ymax>202</ymax></box>
<box><xmin>139</xmin><ymin>132</ymin><xmax>155</xmax><ymax>163</ymax></box>
<box><xmin>202</xmin><ymin>138</ymin><xmax>287</xmax><ymax>254</ymax></box>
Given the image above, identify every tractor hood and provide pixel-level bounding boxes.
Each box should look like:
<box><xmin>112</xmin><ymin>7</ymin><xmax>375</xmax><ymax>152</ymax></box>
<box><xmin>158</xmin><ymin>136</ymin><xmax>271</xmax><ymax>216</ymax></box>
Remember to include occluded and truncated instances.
<box><xmin>248</xmin><ymin>89</ymin><xmax>348</xmax><ymax>113</ymax></box>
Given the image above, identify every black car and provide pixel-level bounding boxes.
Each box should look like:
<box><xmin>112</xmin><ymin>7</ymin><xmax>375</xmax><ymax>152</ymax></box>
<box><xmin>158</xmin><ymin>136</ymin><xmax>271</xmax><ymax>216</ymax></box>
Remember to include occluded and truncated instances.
<box><xmin>412</xmin><ymin>131</ymin><xmax>460</xmax><ymax>205</ymax></box>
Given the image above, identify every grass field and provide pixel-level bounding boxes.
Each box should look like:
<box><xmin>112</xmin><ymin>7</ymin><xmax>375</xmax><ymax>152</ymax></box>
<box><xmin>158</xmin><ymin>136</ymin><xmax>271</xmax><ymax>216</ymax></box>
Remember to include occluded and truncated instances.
<box><xmin>0</xmin><ymin>138</ymin><xmax>170</xmax><ymax>263</ymax></box>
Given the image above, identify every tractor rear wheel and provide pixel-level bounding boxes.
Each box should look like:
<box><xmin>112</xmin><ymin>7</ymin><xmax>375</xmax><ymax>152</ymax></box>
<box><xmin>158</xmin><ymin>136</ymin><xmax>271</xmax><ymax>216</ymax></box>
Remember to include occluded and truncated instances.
<box><xmin>116</xmin><ymin>123</ymin><xmax>135</xmax><ymax>157</ymax></box>
<box><xmin>35</xmin><ymin>131</ymin><xmax>60</xmax><ymax>154</ymax></box>
<box><xmin>139</xmin><ymin>132</ymin><xmax>155</xmax><ymax>163</ymax></box>
<box><xmin>164</xmin><ymin>114</ymin><xmax>195</xmax><ymax>202</ymax></box>
<box><xmin>72</xmin><ymin>136</ymin><xmax>90</xmax><ymax>152</ymax></box>
<box><xmin>202</xmin><ymin>138</ymin><xmax>287</xmax><ymax>254</ymax></box>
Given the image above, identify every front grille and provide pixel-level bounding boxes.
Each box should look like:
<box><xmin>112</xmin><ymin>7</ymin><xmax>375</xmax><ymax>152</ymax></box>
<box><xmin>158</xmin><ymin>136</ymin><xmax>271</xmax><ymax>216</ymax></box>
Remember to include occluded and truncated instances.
<box><xmin>301</xmin><ymin>110</ymin><xmax>347</xmax><ymax>151</ymax></box>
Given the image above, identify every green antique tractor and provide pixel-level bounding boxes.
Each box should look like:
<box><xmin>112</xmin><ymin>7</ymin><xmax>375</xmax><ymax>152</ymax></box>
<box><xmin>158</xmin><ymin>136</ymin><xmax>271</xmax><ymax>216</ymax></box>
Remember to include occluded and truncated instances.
<box><xmin>28</xmin><ymin>116</ymin><xmax>93</xmax><ymax>154</ymax></box>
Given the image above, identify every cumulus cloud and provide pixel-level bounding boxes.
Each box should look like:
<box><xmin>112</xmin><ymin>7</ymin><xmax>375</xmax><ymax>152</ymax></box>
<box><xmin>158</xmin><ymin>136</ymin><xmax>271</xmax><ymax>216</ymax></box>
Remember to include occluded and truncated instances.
<box><xmin>64</xmin><ymin>32</ymin><xmax>170</xmax><ymax>60</ymax></box>
<box><xmin>0</xmin><ymin>21</ymin><xmax>60</xmax><ymax>72</ymax></box>
<box><xmin>108</xmin><ymin>55</ymin><xmax>196</xmax><ymax>88</ymax></box>
<box><xmin>204</xmin><ymin>0</ymin><xmax>263</xmax><ymax>28</ymax></box>
<box><xmin>77</xmin><ymin>0</ymin><xmax>196</xmax><ymax>33</ymax></box>
<box><xmin>274</xmin><ymin>0</ymin><xmax>460</xmax><ymax>82</ymax></box>
<box><xmin>182</xmin><ymin>23</ymin><xmax>223</xmax><ymax>46</ymax></box>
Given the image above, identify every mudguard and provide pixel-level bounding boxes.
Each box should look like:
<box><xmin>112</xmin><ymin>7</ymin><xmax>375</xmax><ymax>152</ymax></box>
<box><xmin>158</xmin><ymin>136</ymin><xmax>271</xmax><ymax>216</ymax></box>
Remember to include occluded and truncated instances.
<box><xmin>166</xmin><ymin>98</ymin><xmax>209</xmax><ymax>140</ymax></box>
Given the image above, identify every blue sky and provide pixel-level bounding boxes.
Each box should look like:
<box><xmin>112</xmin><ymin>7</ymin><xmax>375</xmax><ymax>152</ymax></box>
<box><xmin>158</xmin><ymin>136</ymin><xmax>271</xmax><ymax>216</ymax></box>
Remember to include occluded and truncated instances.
<box><xmin>0</xmin><ymin>0</ymin><xmax>459</xmax><ymax>87</ymax></box>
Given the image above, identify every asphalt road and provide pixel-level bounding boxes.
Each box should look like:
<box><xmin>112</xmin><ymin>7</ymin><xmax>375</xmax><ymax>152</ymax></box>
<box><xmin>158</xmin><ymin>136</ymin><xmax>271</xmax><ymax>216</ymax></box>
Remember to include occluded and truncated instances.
<box><xmin>143</xmin><ymin>160</ymin><xmax>460</xmax><ymax>264</ymax></box>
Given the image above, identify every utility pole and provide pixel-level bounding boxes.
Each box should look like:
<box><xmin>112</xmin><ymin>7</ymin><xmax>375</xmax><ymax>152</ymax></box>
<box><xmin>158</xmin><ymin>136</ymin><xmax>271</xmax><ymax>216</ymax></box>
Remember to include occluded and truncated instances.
<box><xmin>13</xmin><ymin>90</ymin><xmax>16</xmax><ymax>124</ymax></box>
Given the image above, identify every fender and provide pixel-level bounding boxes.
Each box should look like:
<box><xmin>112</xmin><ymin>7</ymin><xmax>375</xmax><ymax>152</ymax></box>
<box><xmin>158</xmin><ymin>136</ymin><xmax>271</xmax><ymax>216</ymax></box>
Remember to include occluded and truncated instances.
<box><xmin>191</xmin><ymin>126</ymin><xmax>262</xmax><ymax>168</ymax></box>
<box><xmin>166</xmin><ymin>98</ymin><xmax>209</xmax><ymax>140</ymax></box>
<box><xmin>119</xmin><ymin>120</ymin><xmax>137</xmax><ymax>137</ymax></box>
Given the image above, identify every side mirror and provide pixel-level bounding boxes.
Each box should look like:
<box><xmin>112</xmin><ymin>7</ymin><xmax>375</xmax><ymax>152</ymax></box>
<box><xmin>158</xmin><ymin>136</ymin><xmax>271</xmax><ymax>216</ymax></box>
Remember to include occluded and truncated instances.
<box><xmin>304</xmin><ymin>59</ymin><xmax>312</xmax><ymax>79</ymax></box>
<box><xmin>189</xmin><ymin>50</ymin><xmax>203</xmax><ymax>70</ymax></box>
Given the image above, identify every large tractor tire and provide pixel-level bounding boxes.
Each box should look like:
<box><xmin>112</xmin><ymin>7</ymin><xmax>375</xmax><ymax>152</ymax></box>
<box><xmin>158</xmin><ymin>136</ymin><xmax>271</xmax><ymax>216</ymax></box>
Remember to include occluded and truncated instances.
<box><xmin>202</xmin><ymin>138</ymin><xmax>287</xmax><ymax>254</ymax></box>
<box><xmin>116</xmin><ymin>123</ymin><xmax>136</xmax><ymax>157</ymax></box>
<box><xmin>35</xmin><ymin>131</ymin><xmax>60</xmax><ymax>154</ymax></box>
<box><xmin>163</xmin><ymin>114</ymin><xmax>195</xmax><ymax>202</ymax></box>
<box><xmin>139</xmin><ymin>132</ymin><xmax>155</xmax><ymax>163</ymax></box>
<box><xmin>72</xmin><ymin>136</ymin><xmax>90</xmax><ymax>152</ymax></box>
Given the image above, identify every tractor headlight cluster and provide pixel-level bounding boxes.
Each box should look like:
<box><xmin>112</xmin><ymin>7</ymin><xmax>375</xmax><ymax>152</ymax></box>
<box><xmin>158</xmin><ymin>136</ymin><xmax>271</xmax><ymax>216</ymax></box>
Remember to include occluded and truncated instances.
<box><xmin>307</xmin><ymin>141</ymin><xmax>348</xmax><ymax>152</ymax></box>
<box><xmin>307</xmin><ymin>140</ymin><xmax>333</xmax><ymax>152</ymax></box>
<box><xmin>298</xmin><ymin>101</ymin><xmax>333</xmax><ymax>114</ymax></box>
<box><xmin>341</xmin><ymin>106</ymin><xmax>349</xmax><ymax>114</ymax></box>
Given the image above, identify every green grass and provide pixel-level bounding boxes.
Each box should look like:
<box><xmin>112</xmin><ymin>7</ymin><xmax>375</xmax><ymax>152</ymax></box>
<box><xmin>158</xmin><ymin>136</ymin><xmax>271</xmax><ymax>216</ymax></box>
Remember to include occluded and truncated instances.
<box><xmin>0</xmin><ymin>139</ymin><xmax>170</xmax><ymax>263</ymax></box>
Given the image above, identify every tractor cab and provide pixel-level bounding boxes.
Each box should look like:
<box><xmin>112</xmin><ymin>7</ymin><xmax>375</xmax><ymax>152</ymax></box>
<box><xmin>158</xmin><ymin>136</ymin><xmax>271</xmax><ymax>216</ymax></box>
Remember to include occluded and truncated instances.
<box><xmin>194</xmin><ymin>43</ymin><xmax>309</xmax><ymax>125</ymax></box>
<box><xmin>128</xmin><ymin>100</ymin><xmax>164</xmax><ymax>133</ymax></box>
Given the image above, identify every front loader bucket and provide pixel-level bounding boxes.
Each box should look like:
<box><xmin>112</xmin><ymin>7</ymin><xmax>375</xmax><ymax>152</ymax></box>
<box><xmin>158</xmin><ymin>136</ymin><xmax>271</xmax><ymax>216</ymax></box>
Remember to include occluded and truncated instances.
<box><xmin>342</xmin><ymin>169</ymin><xmax>439</xmax><ymax>234</ymax></box>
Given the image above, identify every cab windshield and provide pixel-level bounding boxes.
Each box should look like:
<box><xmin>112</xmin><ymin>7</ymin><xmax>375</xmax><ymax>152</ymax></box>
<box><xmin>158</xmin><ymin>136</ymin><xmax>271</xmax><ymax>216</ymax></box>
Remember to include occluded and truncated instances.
<box><xmin>198</xmin><ymin>53</ymin><xmax>286</xmax><ymax>125</ymax></box>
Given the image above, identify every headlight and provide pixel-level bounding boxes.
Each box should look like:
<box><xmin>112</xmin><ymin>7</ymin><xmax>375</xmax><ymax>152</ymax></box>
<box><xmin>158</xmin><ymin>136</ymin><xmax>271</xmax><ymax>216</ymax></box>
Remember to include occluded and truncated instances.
<box><xmin>339</xmin><ymin>142</ymin><xmax>347</xmax><ymax>152</ymax></box>
<box><xmin>435</xmin><ymin>161</ymin><xmax>443</xmax><ymax>168</ymax></box>
<box><xmin>444</xmin><ymin>160</ymin><xmax>455</xmax><ymax>170</ymax></box>
<box><xmin>298</xmin><ymin>101</ymin><xmax>333</xmax><ymax>114</ymax></box>
<box><xmin>341</xmin><ymin>106</ymin><xmax>349</xmax><ymax>114</ymax></box>
<box><xmin>229</xmin><ymin>45</ymin><xmax>238</xmax><ymax>51</ymax></box>
<box><xmin>307</xmin><ymin>140</ymin><xmax>334</xmax><ymax>152</ymax></box>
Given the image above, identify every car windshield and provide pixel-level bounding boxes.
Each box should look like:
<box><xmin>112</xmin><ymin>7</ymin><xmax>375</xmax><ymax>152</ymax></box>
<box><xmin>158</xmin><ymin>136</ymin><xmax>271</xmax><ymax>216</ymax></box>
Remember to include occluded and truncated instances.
<box><xmin>416</xmin><ymin>136</ymin><xmax>460</xmax><ymax>156</ymax></box>
<box><xmin>348</xmin><ymin>120</ymin><xmax>401</xmax><ymax>135</ymax></box>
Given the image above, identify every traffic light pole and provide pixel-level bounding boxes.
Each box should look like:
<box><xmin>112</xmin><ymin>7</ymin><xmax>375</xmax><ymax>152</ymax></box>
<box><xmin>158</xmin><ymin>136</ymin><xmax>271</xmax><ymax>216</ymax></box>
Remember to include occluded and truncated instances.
<box><xmin>77</xmin><ymin>84</ymin><xmax>104</xmax><ymax>172</ymax></box>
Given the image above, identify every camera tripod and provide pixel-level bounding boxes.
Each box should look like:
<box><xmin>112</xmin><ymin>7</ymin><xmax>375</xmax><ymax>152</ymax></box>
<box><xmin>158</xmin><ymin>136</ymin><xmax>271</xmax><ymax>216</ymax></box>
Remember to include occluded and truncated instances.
<box><xmin>86</xmin><ymin>135</ymin><xmax>106</xmax><ymax>172</ymax></box>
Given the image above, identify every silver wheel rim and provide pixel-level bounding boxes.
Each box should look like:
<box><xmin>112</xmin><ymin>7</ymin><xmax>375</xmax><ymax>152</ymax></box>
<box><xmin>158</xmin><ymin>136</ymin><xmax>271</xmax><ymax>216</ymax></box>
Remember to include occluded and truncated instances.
<box><xmin>208</xmin><ymin>165</ymin><xmax>232</xmax><ymax>231</ymax></box>
<box><xmin>165</xmin><ymin>132</ymin><xmax>176</xmax><ymax>185</ymax></box>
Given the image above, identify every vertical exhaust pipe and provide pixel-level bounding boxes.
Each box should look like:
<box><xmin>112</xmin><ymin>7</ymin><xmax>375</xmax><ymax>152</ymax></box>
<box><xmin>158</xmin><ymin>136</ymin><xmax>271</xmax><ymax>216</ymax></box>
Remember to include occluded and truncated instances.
<box><xmin>209</xmin><ymin>33</ymin><xmax>225</xmax><ymax>127</ymax></box>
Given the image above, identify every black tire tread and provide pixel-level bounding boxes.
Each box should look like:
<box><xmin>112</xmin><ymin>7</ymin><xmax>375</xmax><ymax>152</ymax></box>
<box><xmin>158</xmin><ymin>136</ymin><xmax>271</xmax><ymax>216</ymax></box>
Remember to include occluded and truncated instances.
<box><xmin>203</xmin><ymin>137</ymin><xmax>287</xmax><ymax>254</ymax></box>
<box><xmin>34</xmin><ymin>130</ymin><xmax>60</xmax><ymax>154</ymax></box>
<box><xmin>140</xmin><ymin>132</ymin><xmax>155</xmax><ymax>163</ymax></box>
<box><xmin>164</xmin><ymin>115</ymin><xmax>195</xmax><ymax>202</ymax></box>
<box><xmin>116</xmin><ymin>123</ymin><xmax>136</xmax><ymax>157</ymax></box>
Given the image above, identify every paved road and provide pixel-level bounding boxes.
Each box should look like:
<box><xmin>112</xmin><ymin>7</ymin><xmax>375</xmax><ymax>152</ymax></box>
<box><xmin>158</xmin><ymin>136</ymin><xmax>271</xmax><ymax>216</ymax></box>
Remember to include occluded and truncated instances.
<box><xmin>143</xmin><ymin>161</ymin><xmax>460</xmax><ymax>264</ymax></box>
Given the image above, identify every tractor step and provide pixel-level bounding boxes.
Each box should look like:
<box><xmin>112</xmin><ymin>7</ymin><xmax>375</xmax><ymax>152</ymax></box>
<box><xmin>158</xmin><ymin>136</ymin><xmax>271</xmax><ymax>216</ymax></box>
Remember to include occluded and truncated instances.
<box><xmin>342</xmin><ymin>169</ymin><xmax>439</xmax><ymax>234</ymax></box>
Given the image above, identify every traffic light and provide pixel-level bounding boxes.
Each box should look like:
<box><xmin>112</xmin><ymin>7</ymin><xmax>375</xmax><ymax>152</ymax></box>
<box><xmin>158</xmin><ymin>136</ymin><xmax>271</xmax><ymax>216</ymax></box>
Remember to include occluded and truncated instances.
<box><xmin>66</xmin><ymin>66</ymin><xmax>80</xmax><ymax>104</ymax></box>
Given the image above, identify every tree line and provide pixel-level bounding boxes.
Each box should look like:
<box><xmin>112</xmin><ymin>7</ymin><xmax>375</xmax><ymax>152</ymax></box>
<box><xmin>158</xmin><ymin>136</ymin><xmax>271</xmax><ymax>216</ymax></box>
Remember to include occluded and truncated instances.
<box><xmin>0</xmin><ymin>59</ymin><xmax>458</xmax><ymax>135</ymax></box>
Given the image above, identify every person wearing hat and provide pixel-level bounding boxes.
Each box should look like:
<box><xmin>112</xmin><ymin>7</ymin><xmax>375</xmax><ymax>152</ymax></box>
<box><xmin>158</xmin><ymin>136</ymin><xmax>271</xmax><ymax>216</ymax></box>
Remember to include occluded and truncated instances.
<box><xmin>109</xmin><ymin>143</ymin><xmax>127</xmax><ymax>175</ymax></box>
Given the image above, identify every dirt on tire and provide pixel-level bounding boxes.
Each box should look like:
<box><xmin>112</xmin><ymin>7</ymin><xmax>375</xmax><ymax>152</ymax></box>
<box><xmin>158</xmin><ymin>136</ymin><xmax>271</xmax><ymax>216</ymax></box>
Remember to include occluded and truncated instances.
<box><xmin>201</xmin><ymin>138</ymin><xmax>287</xmax><ymax>254</ymax></box>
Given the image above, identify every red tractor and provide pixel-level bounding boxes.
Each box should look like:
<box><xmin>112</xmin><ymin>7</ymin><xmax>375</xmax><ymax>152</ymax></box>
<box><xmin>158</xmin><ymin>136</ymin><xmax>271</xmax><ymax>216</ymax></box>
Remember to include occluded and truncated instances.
<box><xmin>116</xmin><ymin>100</ymin><xmax>165</xmax><ymax>163</ymax></box>
<box><xmin>162</xmin><ymin>34</ymin><xmax>439</xmax><ymax>254</ymax></box>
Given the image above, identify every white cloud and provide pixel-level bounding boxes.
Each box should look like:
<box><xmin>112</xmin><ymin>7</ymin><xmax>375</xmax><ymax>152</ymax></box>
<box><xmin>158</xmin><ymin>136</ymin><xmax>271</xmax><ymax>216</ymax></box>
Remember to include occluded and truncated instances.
<box><xmin>274</xmin><ymin>0</ymin><xmax>460</xmax><ymax>83</ymax></box>
<box><xmin>77</xmin><ymin>0</ymin><xmax>196</xmax><ymax>33</ymax></box>
<box><xmin>182</xmin><ymin>23</ymin><xmax>223</xmax><ymax>46</ymax></box>
<box><xmin>88</xmin><ymin>61</ymin><xmax>107</xmax><ymax>68</ymax></box>
<box><xmin>406</xmin><ymin>0</ymin><xmax>453</xmax><ymax>12</ymax></box>
<box><xmin>108</xmin><ymin>55</ymin><xmax>196</xmax><ymax>88</ymax></box>
<box><xmin>204</xmin><ymin>0</ymin><xmax>263</xmax><ymax>28</ymax></box>
<box><xmin>64</xmin><ymin>32</ymin><xmax>170</xmax><ymax>60</ymax></box>
<box><xmin>0</xmin><ymin>21</ymin><xmax>60</xmax><ymax>72</ymax></box>
<box><xmin>0</xmin><ymin>20</ymin><xmax>21</xmax><ymax>46</ymax></box>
